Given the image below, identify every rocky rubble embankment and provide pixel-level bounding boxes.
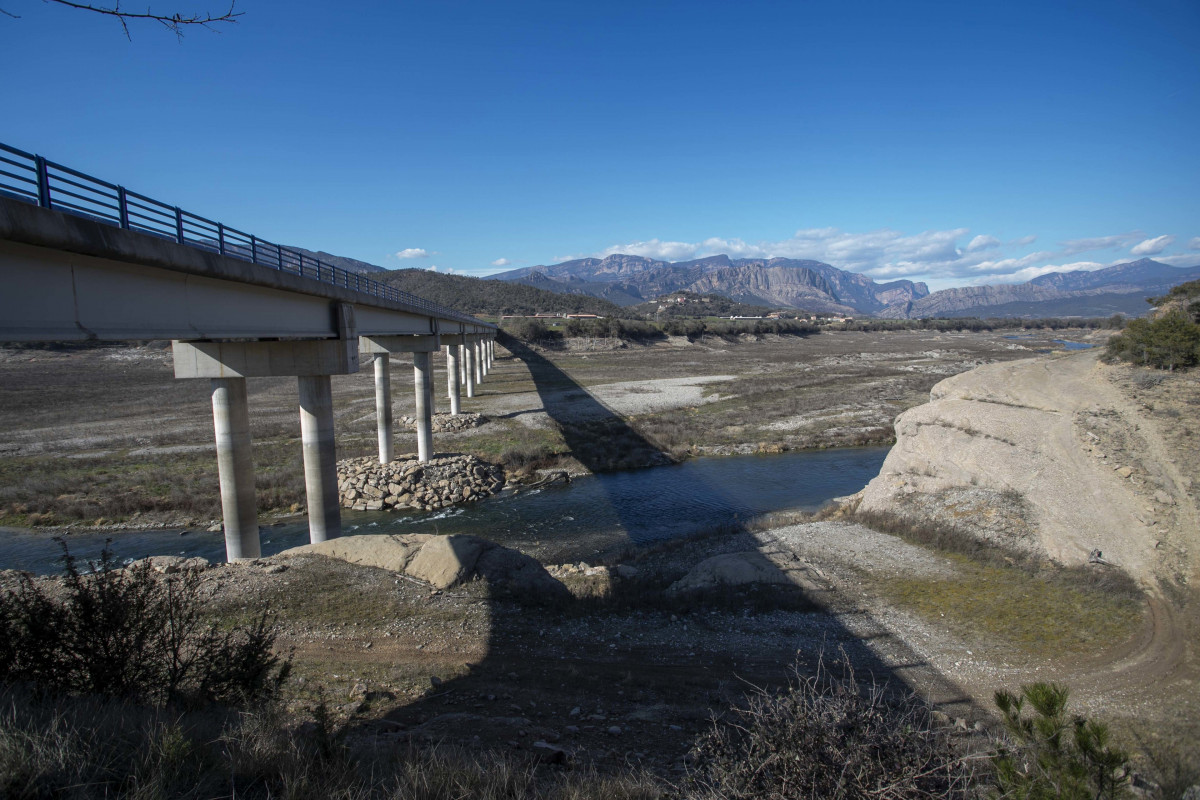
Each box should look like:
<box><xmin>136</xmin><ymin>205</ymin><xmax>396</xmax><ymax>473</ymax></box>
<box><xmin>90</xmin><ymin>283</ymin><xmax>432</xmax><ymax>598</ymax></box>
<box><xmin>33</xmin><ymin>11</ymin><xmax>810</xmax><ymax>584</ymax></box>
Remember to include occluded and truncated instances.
<box><xmin>397</xmin><ymin>412</ymin><xmax>487</xmax><ymax>433</ymax></box>
<box><xmin>337</xmin><ymin>454</ymin><xmax>504</xmax><ymax>512</ymax></box>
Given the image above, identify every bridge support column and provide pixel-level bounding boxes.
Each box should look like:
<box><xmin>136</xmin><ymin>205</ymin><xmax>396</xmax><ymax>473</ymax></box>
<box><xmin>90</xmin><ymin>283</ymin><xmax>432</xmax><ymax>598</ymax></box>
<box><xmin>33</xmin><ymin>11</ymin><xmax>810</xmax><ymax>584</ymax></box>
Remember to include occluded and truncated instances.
<box><xmin>360</xmin><ymin>334</ymin><xmax>440</xmax><ymax>463</ymax></box>
<box><xmin>474</xmin><ymin>338</ymin><xmax>484</xmax><ymax>385</ymax></box>
<box><xmin>445</xmin><ymin>342</ymin><xmax>461</xmax><ymax>415</ymax></box>
<box><xmin>481</xmin><ymin>337</ymin><xmax>490</xmax><ymax>378</ymax></box>
<box><xmin>211</xmin><ymin>378</ymin><xmax>259</xmax><ymax>560</ymax></box>
<box><xmin>174</xmin><ymin>319</ymin><xmax>359</xmax><ymax>554</ymax></box>
<box><xmin>374</xmin><ymin>355</ymin><xmax>393</xmax><ymax>463</ymax></box>
<box><xmin>464</xmin><ymin>340</ymin><xmax>476</xmax><ymax>398</ymax></box>
<box><xmin>299</xmin><ymin>375</ymin><xmax>340</xmax><ymax>543</ymax></box>
<box><xmin>413</xmin><ymin>351</ymin><xmax>434</xmax><ymax>462</ymax></box>
<box><xmin>488</xmin><ymin>339</ymin><xmax>494</xmax><ymax>369</ymax></box>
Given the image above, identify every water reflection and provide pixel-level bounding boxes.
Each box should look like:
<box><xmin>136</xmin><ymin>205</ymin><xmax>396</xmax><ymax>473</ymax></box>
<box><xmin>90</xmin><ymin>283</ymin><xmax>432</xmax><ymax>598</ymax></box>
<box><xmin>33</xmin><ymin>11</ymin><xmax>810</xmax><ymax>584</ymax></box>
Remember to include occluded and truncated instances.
<box><xmin>0</xmin><ymin>447</ymin><xmax>886</xmax><ymax>574</ymax></box>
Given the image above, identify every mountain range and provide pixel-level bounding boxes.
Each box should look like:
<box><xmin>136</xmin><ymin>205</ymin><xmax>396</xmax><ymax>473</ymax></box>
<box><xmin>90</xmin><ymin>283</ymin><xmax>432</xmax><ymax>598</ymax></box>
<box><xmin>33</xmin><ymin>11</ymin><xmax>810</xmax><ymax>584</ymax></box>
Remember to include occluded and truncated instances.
<box><xmin>279</xmin><ymin>242</ymin><xmax>1200</xmax><ymax>320</ymax></box>
<box><xmin>492</xmin><ymin>255</ymin><xmax>929</xmax><ymax>315</ymax></box>
<box><xmin>878</xmin><ymin>258</ymin><xmax>1200</xmax><ymax>318</ymax></box>
<box><xmin>495</xmin><ymin>255</ymin><xmax>1200</xmax><ymax>319</ymax></box>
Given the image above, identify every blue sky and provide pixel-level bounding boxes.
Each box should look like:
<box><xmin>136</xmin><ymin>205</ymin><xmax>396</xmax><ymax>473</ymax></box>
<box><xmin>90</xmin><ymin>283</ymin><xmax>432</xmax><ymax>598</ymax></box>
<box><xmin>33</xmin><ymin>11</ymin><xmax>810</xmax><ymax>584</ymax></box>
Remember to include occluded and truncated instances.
<box><xmin>2</xmin><ymin>0</ymin><xmax>1197</xmax><ymax>289</ymax></box>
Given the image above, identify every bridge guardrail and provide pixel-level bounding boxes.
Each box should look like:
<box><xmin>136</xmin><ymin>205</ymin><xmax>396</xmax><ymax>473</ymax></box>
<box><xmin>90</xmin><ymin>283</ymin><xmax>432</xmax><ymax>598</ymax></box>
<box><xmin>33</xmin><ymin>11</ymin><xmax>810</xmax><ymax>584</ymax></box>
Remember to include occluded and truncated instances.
<box><xmin>0</xmin><ymin>142</ymin><xmax>492</xmax><ymax>330</ymax></box>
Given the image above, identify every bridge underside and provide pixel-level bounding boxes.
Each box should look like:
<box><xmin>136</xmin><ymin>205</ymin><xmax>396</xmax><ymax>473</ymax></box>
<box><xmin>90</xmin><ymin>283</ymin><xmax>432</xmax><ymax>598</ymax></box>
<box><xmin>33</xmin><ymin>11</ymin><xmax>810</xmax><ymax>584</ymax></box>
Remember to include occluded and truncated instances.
<box><xmin>1</xmin><ymin>197</ymin><xmax>497</xmax><ymax>561</ymax></box>
<box><xmin>0</xmin><ymin>238</ymin><xmax>442</xmax><ymax>341</ymax></box>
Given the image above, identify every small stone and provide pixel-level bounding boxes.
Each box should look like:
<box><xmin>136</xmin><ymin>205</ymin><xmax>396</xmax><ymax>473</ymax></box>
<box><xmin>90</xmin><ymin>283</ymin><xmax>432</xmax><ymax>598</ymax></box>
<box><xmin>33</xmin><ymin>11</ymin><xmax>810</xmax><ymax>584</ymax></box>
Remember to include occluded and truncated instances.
<box><xmin>1116</xmin><ymin>466</ymin><xmax>1133</xmax><ymax>478</ymax></box>
<box><xmin>569</xmin><ymin>706</ymin><xmax>581</xmax><ymax>717</ymax></box>
<box><xmin>607</xmin><ymin>725</ymin><xmax>622</xmax><ymax>736</ymax></box>
<box><xmin>531</xmin><ymin>741</ymin><xmax>568</xmax><ymax>764</ymax></box>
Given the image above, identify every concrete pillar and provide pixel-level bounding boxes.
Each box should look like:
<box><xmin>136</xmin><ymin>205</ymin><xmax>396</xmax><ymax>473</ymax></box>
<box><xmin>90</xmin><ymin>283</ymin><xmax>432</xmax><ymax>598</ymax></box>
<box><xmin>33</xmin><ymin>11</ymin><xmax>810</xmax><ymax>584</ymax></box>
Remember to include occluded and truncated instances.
<box><xmin>464</xmin><ymin>341</ymin><xmax>476</xmax><ymax>398</ymax></box>
<box><xmin>374</xmin><ymin>355</ymin><xmax>393</xmax><ymax>464</ymax></box>
<box><xmin>459</xmin><ymin>343</ymin><xmax>467</xmax><ymax>385</ymax></box>
<box><xmin>413</xmin><ymin>351</ymin><xmax>434</xmax><ymax>462</ymax></box>
<box><xmin>488</xmin><ymin>338</ymin><xmax>494</xmax><ymax>368</ymax></box>
<box><xmin>210</xmin><ymin>378</ymin><xmax>259</xmax><ymax>560</ymax></box>
<box><xmin>298</xmin><ymin>375</ymin><xmax>340</xmax><ymax>543</ymax></box>
<box><xmin>446</xmin><ymin>344</ymin><xmax>461</xmax><ymax>415</ymax></box>
<box><xmin>474</xmin><ymin>339</ymin><xmax>484</xmax><ymax>385</ymax></box>
<box><xmin>481</xmin><ymin>338</ymin><xmax>490</xmax><ymax>377</ymax></box>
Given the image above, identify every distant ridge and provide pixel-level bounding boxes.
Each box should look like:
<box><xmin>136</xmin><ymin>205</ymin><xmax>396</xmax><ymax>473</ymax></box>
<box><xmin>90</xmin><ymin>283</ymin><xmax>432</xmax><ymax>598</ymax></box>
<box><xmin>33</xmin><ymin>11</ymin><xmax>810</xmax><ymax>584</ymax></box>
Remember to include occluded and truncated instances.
<box><xmin>281</xmin><ymin>246</ymin><xmax>387</xmax><ymax>275</ymax></box>
<box><xmin>493</xmin><ymin>254</ymin><xmax>929</xmax><ymax>314</ymax></box>
<box><xmin>878</xmin><ymin>258</ymin><xmax>1200</xmax><ymax>319</ymax></box>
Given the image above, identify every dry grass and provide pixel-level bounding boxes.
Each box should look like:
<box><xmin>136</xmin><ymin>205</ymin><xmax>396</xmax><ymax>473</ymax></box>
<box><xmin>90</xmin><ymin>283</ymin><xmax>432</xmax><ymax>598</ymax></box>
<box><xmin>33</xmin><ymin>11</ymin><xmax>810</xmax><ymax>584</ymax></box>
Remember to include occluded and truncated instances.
<box><xmin>845</xmin><ymin>509</ymin><xmax>1145</xmax><ymax>654</ymax></box>
<box><xmin>882</xmin><ymin>553</ymin><xmax>1144</xmax><ymax>654</ymax></box>
<box><xmin>0</xmin><ymin>689</ymin><xmax>666</xmax><ymax>800</ymax></box>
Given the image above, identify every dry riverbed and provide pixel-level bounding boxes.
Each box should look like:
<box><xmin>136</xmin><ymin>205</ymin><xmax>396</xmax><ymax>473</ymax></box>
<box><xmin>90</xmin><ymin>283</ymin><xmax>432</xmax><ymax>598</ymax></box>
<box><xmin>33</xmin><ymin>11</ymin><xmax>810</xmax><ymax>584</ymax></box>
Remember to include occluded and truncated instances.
<box><xmin>1</xmin><ymin>328</ymin><xmax>1196</xmax><ymax>781</ymax></box>
<box><xmin>0</xmin><ymin>329</ymin><xmax>1083</xmax><ymax>529</ymax></box>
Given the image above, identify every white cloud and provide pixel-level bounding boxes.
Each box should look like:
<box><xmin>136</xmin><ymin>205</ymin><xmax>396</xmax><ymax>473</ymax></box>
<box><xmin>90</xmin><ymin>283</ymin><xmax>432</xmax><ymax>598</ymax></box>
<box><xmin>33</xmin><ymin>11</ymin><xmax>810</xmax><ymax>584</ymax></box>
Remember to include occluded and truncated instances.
<box><xmin>969</xmin><ymin>261</ymin><xmax>1106</xmax><ymax>286</ymax></box>
<box><xmin>395</xmin><ymin>248</ymin><xmax>430</xmax><ymax>259</ymax></box>
<box><xmin>427</xmin><ymin>265</ymin><xmax>438</xmax><ymax>272</ymax></box>
<box><xmin>1189</xmin><ymin>237</ymin><xmax>1200</xmax><ymax>251</ymax></box>
<box><xmin>965</xmin><ymin>234</ymin><xmax>1001</xmax><ymax>252</ymax></box>
<box><xmin>491</xmin><ymin>258</ymin><xmax>511</xmax><ymax>267</ymax></box>
<box><xmin>1061</xmin><ymin>232</ymin><xmax>1141</xmax><ymax>255</ymax></box>
<box><xmin>1130</xmin><ymin>234</ymin><xmax>1175</xmax><ymax>256</ymax></box>
<box><xmin>599</xmin><ymin>239</ymin><xmax>700</xmax><ymax>261</ymax></box>
<box><xmin>1013</xmin><ymin>234</ymin><xmax>1038</xmax><ymax>246</ymax></box>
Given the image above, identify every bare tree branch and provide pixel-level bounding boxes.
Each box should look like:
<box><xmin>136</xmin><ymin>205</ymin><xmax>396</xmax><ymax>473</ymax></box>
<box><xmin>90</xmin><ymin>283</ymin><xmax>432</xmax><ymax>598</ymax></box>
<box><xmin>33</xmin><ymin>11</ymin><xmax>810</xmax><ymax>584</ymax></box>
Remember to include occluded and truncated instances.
<box><xmin>32</xmin><ymin>0</ymin><xmax>241</xmax><ymax>39</ymax></box>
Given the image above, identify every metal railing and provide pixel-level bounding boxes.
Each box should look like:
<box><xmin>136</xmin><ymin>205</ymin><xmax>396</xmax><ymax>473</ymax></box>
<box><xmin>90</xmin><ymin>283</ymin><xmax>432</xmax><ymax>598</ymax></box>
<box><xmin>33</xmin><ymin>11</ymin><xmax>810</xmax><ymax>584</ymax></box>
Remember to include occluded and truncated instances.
<box><xmin>0</xmin><ymin>142</ymin><xmax>491</xmax><ymax>329</ymax></box>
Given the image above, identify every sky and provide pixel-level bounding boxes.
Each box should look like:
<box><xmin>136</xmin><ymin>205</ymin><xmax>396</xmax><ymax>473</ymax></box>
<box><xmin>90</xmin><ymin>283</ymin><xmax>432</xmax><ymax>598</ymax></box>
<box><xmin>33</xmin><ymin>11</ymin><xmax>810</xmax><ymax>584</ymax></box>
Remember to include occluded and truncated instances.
<box><xmin>2</xmin><ymin>0</ymin><xmax>1198</xmax><ymax>290</ymax></box>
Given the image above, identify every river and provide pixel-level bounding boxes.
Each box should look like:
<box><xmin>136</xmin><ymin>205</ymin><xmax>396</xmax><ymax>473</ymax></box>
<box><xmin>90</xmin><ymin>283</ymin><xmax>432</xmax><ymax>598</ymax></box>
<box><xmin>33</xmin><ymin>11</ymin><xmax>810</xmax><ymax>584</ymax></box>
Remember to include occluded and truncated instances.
<box><xmin>0</xmin><ymin>446</ymin><xmax>889</xmax><ymax>574</ymax></box>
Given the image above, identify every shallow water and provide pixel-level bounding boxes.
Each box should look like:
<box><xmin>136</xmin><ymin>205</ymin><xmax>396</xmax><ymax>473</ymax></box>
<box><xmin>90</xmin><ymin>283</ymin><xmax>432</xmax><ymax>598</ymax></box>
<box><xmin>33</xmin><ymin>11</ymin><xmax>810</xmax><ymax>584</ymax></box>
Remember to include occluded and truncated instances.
<box><xmin>0</xmin><ymin>447</ymin><xmax>889</xmax><ymax>574</ymax></box>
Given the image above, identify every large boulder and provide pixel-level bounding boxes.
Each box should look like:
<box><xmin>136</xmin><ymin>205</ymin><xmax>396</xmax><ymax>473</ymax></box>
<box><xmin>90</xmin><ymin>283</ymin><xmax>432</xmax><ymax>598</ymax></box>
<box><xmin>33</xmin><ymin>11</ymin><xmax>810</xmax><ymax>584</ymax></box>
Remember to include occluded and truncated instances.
<box><xmin>407</xmin><ymin>535</ymin><xmax>487</xmax><ymax>589</ymax></box>
<box><xmin>285</xmin><ymin>533</ymin><xmax>567</xmax><ymax>598</ymax></box>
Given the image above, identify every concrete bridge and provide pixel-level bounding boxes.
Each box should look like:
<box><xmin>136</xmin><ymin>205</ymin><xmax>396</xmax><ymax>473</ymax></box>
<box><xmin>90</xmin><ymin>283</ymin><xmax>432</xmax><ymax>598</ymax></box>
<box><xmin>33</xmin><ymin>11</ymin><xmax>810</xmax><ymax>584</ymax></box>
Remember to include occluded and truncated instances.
<box><xmin>0</xmin><ymin>143</ymin><xmax>497</xmax><ymax>561</ymax></box>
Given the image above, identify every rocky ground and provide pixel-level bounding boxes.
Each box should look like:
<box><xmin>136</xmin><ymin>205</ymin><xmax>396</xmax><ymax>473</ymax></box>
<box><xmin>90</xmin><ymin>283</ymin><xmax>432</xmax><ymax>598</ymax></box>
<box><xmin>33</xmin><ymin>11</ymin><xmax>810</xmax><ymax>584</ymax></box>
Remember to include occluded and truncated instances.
<box><xmin>2</xmin><ymin>329</ymin><xmax>1195</xmax><ymax>778</ymax></box>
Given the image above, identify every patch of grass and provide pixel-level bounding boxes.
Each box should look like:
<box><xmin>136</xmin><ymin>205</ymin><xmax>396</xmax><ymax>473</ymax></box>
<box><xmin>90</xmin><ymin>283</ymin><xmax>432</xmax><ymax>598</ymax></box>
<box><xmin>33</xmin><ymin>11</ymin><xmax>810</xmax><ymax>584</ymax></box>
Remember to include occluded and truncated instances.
<box><xmin>210</xmin><ymin>564</ymin><xmax>417</xmax><ymax>630</ymax></box>
<box><xmin>881</xmin><ymin>553</ymin><xmax>1143</xmax><ymax>654</ymax></box>
<box><xmin>848</xmin><ymin>510</ymin><xmax>1145</xmax><ymax>654</ymax></box>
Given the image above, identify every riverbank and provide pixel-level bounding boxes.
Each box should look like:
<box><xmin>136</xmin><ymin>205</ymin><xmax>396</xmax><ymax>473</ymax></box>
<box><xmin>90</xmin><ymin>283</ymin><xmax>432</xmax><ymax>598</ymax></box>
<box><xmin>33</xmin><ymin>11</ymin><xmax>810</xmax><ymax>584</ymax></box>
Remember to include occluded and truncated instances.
<box><xmin>0</xmin><ymin>329</ymin><xmax>1097</xmax><ymax>531</ymax></box>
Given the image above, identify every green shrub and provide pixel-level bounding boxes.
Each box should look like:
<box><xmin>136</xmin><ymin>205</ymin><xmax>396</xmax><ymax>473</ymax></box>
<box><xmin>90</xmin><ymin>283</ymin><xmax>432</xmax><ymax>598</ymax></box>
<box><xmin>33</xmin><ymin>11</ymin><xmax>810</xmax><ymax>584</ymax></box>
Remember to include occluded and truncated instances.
<box><xmin>0</xmin><ymin>543</ymin><xmax>289</xmax><ymax>708</ymax></box>
<box><xmin>501</xmin><ymin>317</ymin><xmax>564</xmax><ymax>344</ymax></box>
<box><xmin>991</xmin><ymin>682</ymin><xmax>1131</xmax><ymax>800</ymax></box>
<box><xmin>1106</xmin><ymin>311</ymin><xmax>1200</xmax><ymax>371</ymax></box>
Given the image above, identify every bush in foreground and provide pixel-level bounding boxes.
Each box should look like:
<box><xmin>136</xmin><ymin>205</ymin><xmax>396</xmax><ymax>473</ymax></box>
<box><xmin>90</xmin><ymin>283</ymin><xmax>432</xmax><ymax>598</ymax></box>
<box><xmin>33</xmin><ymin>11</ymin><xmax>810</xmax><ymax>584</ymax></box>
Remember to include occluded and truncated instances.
<box><xmin>0</xmin><ymin>543</ymin><xmax>288</xmax><ymax>708</ymax></box>
<box><xmin>688</xmin><ymin>652</ymin><xmax>976</xmax><ymax>799</ymax></box>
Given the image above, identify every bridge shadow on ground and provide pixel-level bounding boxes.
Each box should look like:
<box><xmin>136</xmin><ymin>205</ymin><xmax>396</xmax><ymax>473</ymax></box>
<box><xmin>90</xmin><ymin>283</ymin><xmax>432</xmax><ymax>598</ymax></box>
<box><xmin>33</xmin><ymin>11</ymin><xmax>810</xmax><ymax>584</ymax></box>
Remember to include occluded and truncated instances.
<box><xmin>342</xmin><ymin>334</ymin><xmax>975</xmax><ymax>776</ymax></box>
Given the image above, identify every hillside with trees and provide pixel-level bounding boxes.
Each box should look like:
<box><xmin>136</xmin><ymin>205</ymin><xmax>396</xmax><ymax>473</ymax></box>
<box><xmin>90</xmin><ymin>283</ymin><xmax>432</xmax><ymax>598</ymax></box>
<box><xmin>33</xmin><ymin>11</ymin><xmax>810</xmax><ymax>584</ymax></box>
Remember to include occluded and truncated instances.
<box><xmin>377</xmin><ymin>269</ymin><xmax>627</xmax><ymax>317</ymax></box>
<box><xmin>1106</xmin><ymin>279</ymin><xmax>1200</xmax><ymax>371</ymax></box>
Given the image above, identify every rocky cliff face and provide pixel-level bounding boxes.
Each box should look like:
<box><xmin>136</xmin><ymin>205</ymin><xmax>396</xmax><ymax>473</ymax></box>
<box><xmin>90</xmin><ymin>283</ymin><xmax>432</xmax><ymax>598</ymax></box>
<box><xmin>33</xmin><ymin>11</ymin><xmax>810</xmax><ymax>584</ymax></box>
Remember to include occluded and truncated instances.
<box><xmin>857</xmin><ymin>350</ymin><xmax>1197</xmax><ymax>585</ymax></box>
<box><xmin>496</xmin><ymin>254</ymin><xmax>929</xmax><ymax>312</ymax></box>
